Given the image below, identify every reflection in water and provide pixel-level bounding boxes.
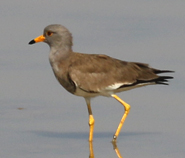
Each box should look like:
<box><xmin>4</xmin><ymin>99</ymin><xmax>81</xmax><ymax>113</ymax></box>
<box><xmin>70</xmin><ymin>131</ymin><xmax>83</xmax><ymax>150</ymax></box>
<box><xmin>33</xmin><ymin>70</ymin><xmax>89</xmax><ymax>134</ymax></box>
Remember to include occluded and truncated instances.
<box><xmin>112</xmin><ymin>141</ymin><xmax>123</xmax><ymax>158</ymax></box>
<box><xmin>88</xmin><ymin>141</ymin><xmax>123</xmax><ymax>158</ymax></box>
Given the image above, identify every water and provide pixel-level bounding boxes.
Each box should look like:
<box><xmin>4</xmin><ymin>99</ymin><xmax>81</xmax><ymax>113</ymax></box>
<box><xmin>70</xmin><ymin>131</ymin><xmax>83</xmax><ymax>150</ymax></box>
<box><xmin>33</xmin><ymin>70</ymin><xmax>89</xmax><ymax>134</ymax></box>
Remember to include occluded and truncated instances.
<box><xmin>1</xmin><ymin>1</ymin><xmax>185</xmax><ymax>157</ymax></box>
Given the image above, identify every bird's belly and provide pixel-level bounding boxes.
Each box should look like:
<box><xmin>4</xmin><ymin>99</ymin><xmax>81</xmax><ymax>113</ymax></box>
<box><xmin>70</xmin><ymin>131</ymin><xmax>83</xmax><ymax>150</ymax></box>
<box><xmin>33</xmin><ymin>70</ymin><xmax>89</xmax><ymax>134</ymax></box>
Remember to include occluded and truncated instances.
<box><xmin>74</xmin><ymin>87</ymin><xmax>100</xmax><ymax>98</ymax></box>
<box><xmin>74</xmin><ymin>86</ymin><xmax>117</xmax><ymax>98</ymax></box>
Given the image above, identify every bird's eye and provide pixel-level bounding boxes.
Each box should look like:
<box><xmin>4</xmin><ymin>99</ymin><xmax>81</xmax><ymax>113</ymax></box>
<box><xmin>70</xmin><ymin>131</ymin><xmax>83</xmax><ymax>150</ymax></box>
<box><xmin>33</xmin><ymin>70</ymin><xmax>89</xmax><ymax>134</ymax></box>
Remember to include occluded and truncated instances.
<box><xmin>46</xmin><ymin>31</ymin><xmax>53</xmax><ymax>36</ymax></box>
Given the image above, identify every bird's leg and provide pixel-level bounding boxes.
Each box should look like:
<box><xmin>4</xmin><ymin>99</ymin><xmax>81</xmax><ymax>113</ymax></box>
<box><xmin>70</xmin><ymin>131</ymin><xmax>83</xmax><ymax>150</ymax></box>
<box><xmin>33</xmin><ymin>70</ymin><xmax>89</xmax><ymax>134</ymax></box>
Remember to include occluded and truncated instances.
<box><xmin>111</xmin><ymin>94</ymin><xmax>131</xmax><ymax>142</ymax></box>
<box><xmin>85</xmin><ymin>98</ymin><xmax>95</xmax><ymax>142</ymax></box>
<box><xmin>89</xmin><ymin>141</ymin><xmax>94</xmax><ymax>158</ymax></box>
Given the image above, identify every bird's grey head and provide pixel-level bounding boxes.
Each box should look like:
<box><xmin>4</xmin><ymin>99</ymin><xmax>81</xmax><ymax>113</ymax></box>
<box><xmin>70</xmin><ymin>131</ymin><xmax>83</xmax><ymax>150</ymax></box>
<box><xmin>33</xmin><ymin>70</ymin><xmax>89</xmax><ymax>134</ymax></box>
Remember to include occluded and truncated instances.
<box><xmin>43</xmin><ymin>24</ymin><xmax>73</xmax><ymax>50</ymax></box>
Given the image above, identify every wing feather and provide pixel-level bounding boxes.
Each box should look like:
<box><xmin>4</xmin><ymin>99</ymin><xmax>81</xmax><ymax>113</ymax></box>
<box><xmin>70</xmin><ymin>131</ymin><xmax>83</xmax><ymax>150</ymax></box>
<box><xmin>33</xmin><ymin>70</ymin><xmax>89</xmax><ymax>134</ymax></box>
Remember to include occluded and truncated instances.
<box><xmin>69</xmin><ymin>53</ymin><xmax>159</xmax><ymax>93</ymax></box>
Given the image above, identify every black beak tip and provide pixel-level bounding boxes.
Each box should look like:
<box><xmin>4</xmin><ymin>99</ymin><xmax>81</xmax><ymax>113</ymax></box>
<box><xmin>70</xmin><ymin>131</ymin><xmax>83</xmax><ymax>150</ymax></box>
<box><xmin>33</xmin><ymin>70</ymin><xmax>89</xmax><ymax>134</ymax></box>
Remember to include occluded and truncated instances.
<box><xmin>28</xmin><ymin>40</ymin><xmax>35</xmax><ymax>45</ymax></box>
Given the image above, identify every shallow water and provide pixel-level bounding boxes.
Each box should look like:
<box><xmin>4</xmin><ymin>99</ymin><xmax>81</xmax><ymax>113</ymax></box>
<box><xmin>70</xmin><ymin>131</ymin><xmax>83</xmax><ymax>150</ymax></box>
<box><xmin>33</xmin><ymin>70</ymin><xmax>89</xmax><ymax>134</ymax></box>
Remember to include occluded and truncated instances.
<box><xmin>1</xmin><ymin>1</ymin><xmax>185</xmax><ymax>157</ymax></box>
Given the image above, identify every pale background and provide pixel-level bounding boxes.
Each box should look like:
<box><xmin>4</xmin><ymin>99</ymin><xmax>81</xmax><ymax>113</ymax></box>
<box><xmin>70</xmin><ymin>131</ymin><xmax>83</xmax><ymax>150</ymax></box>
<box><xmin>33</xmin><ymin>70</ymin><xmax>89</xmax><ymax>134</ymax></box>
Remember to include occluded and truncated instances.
<box><xmin>0</xmin><ymin>0</ymin><xmax>184</xmax><ymax>158</ymax></box>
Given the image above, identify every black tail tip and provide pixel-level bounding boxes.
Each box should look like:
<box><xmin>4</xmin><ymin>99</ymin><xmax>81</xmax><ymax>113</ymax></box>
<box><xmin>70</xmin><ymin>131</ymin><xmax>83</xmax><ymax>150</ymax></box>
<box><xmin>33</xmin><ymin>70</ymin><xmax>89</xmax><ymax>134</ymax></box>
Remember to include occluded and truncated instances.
<box><xmin>156</xmin><ymin>76</ymin><xmax>174</xmax><ymax>85</ymax></box>
<box><xmin>28</xmin><ymin>39</ymin><xmax>35</xmax><ymax>45</ymax></box>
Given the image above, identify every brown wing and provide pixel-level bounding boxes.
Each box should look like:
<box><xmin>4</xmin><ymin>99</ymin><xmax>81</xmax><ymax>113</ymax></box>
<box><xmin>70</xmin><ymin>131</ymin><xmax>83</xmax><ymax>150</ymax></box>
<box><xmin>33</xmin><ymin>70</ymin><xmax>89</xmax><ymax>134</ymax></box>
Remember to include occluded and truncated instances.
<box><xmin>69</xmin><ymin>53</ymin><xmax>158</xmax><ymax>93</ymax></box>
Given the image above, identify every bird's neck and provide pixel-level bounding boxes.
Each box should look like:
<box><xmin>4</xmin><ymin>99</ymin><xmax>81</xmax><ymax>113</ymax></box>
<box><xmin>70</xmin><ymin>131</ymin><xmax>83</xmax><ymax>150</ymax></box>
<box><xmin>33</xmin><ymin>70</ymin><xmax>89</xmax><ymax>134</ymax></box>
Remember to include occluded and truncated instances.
<box><xmin>49</xmin><ymin>46</ymin><xmax>72</xmax><ymax>60</ymax></box>
<box><xmin>49</xmin><ymin>47</ymin><xmax>73</xmax><ymax>72</ymax></box>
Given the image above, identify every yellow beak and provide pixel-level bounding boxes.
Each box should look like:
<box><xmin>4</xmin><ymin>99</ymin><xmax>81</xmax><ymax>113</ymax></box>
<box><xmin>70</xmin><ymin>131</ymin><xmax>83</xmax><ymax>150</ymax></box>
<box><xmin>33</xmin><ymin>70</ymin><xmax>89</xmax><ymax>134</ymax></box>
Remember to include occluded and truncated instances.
<box><xmin>29</xmin><ymin>35</ymin><xmax>45</xmax><ymax>44</ymax></box>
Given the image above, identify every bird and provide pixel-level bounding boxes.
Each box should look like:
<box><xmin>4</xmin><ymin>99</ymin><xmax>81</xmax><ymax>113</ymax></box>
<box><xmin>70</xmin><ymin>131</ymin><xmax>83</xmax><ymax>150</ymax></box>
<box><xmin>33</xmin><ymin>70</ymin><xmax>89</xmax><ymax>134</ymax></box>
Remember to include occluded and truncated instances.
<box><xmin>29</xmin><ymin>24</ymin><xmax>173</xmax><ymax>142</ymax></box>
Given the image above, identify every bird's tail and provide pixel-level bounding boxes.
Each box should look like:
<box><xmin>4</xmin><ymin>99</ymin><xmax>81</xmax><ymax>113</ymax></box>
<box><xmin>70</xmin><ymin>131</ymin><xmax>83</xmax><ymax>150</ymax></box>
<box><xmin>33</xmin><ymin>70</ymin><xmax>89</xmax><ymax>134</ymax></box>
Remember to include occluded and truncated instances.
<box><xmin>154</xmin><ymin>76</ymin><xmax>174</xmax><ymax>85</ymax></box>
<box><xmin>152</xmin><ymin>69</ymin><xmax>174</xmax><ymax>85</ymax></box>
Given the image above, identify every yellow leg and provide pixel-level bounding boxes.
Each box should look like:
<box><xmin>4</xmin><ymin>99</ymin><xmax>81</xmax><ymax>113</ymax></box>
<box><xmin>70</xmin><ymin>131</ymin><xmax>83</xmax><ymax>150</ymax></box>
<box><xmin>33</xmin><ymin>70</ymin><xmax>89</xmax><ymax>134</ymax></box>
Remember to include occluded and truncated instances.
<box><xmin>111</xmin><ymin>94</ymin><xmax>131</xmax><ymax>142</ymax></box>
<box><xmin>85</xmin><ymin>98</ymin><xmax>95</xmax><ymax>142</ymax></box>
<box><xmin>89</xmin><ymin>141</ymin><xmax>94</xmax><ymax>158</ymax></box>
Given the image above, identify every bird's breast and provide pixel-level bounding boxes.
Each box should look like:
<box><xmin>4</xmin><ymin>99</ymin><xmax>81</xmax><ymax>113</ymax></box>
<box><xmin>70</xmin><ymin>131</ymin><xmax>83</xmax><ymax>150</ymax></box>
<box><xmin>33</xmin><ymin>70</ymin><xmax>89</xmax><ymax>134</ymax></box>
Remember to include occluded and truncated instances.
<box><xmin>49</xmin><ymin>59</ymin><xmax>76</xmax><ymax>94</ymax></box>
